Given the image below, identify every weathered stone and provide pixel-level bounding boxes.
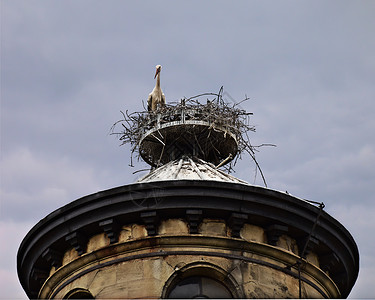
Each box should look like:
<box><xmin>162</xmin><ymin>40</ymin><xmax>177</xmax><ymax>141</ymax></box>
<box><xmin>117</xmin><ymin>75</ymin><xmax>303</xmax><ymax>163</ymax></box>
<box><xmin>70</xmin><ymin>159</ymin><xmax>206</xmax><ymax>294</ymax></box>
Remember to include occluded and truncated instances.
<box><xmin>199</xmin><ymin>219</ymin><xmax>227</xmax><ymax>236</ymax></box>
<box><xmin>132</xmin><ymin>224</ymin><xmax>147</xmax><ymax>239</ymax></box>
<box><xmin>119</xmin><ymin>224</ymin><xmax>148</xmax><ymax>241</ymax></box>
<box><xmin>240</xmin><ymin>224</ymin><xmax>266</xmax><ymax>243</ymax></box>
<box><xmin>65</xmin><ymin>231</ymin><xmax>87</xmax><ymax>255</ymax></box>
<box><xmin>158</xmin><ymin>219</ymin><xmax>189</xmax><ymax>235</ymax></box>
<box><xmin>40</xmin><ymin>226</ymin><xmax>339</xmax><ymax>299</ymax></box>
<box><xmin>18</xmin><ymin>176</ymin><xmax>359</xmax><ymax>299</ymax></box>
<box><xmin>86</xmin><ymin>233</ymin><xmax>110</xmax><ymax>253</ymax></box>
<box><xmin>42</xmin><ymin>248</ymin><xmax>62</xmax><ymax>269</ymax></box>
<box><xmin>228</xmin><ymin>264</ymin><xmax>243</xmax><ymax>284</ymax></box>
<box><xmin>306</xmin><ymin>251</ymin><xmax>320</xmax><ymax>267</ymax></box>
<box><xmin>116</xmin><ymin>259</ymin><xmax>144</xmax><ymax>283</ymax></box>
<box><xmin>266</xmin><ymin>224</ymin><xmax>288</xmax><ymax>246</ymax></box>
<box><xmin>99</xmin><ymin>218</ymin><xmax>121</xmax><ymax>244</ymax></box>
<box><xmin>186</xmin><ymin>209</ymin><xmax>203</xmax><ymax>234</ymax></box>
<box><xmin>49</xmin><ymin>266</ymin><xmax>56</xmax><ymax>277</ymax></box>
<box><xmin>228</xmin><ymin>213</ymin><xmax>248</xmax><ymax>238</ymax></box>
<box><xmin>88</xmin><ymin>268</ymin><xmax>117</xmax><ymax>296</ymax></box>
<box><xmin>118</xmin><ymin>225</ymin><xmax>132</xmax><ymax>242</ymax></box>
<box><xmin>141</xmin><ymin>211</ymin><xmax>159</xmax><ymax>236</ymax></box>
<box><xmin>277</xmin><ymin>234</ymin><xmax>299</xmax><ymax>255</ymax></box>
<box><xmin>61</xmin><ymin>247</ymin><xmax>78</xmax><ymax>266</ymax></box>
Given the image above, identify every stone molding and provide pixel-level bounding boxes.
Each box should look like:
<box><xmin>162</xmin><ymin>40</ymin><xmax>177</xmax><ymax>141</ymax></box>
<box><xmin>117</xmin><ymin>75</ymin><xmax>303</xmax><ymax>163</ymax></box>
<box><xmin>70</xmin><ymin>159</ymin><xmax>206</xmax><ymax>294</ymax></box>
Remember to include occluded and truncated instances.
<box><xmin>17</xmin><ymin>180</ymin><xmax>359</xmax><ymax>298</ymax></box>
<box><xmin>65</xmin><ymin>232</ymin><xmax>87</xmax><ymax>256</ymax></box>
<box><xmin>39</xmin><ymin>235</ymin><xmax>339</xmax><ymax>299</ymax></box>
<box><xmin>99</xmin><ymin>218</ymin><xmax>120</xmax><ymax>244</ymax></box>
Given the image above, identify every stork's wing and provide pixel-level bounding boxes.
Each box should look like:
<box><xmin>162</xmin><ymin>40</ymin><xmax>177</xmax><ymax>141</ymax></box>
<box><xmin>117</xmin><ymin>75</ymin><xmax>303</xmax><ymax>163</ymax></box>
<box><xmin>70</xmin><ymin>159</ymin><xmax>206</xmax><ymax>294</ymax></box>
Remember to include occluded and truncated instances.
<box><xmin>147</xmin><ymin>93</ymin><xmax>152</xmax><ymax>111</ymax></box>
<box><xmin>162</xmin><ymin>93</ymin><xmax>166</xmax><ymax>105</ymax></box>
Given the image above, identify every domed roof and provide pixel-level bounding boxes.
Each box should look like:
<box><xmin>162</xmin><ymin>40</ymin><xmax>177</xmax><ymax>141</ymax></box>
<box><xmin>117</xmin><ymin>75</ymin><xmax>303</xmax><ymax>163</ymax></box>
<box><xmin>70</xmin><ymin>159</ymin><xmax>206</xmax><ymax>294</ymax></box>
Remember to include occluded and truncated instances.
<box><xmin>137</xmin><ymin>156</ymin><xmax>248</xmax><ymax>184</ymax></box>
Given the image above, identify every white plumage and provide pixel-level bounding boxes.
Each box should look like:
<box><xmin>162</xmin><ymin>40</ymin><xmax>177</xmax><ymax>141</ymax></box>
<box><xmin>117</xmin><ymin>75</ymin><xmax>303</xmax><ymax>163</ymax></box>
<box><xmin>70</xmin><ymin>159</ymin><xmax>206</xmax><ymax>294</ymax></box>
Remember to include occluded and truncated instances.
<box><xmin>147</xmin><ymin>65</ymin><xmax>165</xmax><ymax>111</ymax></box>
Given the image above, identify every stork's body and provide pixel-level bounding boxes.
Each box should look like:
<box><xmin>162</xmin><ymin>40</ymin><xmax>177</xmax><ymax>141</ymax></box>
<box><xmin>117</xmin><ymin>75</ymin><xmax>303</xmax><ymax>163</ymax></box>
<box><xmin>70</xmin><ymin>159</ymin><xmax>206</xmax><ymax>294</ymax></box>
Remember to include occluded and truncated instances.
<box><xmin>147</xmin><ymin>65</ymin><xmax>165</xmax><ymax>112</ymax></box>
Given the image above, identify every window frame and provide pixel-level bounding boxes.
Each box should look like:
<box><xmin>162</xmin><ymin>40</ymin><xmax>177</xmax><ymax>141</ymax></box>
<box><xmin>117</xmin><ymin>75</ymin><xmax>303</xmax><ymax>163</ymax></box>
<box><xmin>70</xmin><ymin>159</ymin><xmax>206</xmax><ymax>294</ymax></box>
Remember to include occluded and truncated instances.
<box><xmin>162</xmin><ymin>262</ymin><xmax>243</xmax><ymax>298</ymax></box>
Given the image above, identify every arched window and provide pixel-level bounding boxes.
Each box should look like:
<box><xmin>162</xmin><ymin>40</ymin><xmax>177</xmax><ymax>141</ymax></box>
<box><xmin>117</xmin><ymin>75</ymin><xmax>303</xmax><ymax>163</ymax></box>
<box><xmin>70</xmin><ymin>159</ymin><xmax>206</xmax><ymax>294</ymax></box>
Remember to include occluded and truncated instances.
<box><xmin>63</xmin><ymin>288</ymin><xmax>94</xmax><ymax>299</ymax></box>
<box><xmin>162</xmin><ymin>262</ymin><xmax>242</xmax><ymax>298</ymax></box>
<box><xmin>167</xmin><ymin>276</ymin><xmax>232</xmax><ymax>298</ymax></box>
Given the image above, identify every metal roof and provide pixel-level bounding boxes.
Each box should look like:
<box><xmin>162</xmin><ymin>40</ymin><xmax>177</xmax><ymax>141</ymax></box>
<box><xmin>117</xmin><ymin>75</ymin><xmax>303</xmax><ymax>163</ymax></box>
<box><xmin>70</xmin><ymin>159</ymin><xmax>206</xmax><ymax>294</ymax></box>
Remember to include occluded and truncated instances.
<box><xmin>137</xmin><ymin>156</ymin><xmax>248</xmax><ymax>184</ymax></box>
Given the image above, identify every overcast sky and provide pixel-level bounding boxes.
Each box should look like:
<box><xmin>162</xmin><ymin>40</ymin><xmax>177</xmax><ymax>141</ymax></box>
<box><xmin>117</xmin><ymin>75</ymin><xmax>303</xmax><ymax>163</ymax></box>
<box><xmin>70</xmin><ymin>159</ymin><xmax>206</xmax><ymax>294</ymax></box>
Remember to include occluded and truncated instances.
<box><xmin>1</xmin><ymin>0</ymin><xmax>374</xmax><ymax>298</ymax></box>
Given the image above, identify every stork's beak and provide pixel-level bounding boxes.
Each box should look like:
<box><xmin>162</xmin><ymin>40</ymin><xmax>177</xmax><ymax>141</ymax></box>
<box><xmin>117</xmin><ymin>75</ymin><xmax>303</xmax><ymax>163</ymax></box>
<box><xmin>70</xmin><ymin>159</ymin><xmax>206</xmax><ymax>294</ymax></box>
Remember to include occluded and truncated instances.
<box><xmin>154</xmin><ymin>67</ymin><xmax>160</xmax><ymax>79</ymax></box>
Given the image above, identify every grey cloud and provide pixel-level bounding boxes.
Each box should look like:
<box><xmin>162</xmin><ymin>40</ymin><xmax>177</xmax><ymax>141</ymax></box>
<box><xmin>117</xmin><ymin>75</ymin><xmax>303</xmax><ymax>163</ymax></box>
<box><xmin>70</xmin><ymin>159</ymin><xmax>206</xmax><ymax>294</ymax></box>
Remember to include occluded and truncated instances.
<box><xmin>1</xmin><ymin>0</ymin><xmax>374</xmax><ymax>298</ymax></box>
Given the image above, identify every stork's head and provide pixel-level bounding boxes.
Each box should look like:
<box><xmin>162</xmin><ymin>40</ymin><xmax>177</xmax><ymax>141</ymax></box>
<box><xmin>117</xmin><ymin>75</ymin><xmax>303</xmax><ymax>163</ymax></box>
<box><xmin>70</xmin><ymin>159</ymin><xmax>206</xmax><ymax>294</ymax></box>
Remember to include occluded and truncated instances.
<box><xmin>154</xmin><ymin>65</ymin><xmax>162</xmax><ymax>79</ymax></box>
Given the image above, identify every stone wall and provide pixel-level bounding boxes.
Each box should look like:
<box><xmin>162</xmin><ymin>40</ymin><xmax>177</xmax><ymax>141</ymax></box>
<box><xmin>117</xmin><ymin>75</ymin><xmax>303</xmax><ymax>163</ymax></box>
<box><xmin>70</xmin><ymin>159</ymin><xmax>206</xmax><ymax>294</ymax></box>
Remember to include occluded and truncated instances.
<box><xmin>40</xmin><ymin>218</ymin><xmax>339</xmax><ymax>299</ymax></box>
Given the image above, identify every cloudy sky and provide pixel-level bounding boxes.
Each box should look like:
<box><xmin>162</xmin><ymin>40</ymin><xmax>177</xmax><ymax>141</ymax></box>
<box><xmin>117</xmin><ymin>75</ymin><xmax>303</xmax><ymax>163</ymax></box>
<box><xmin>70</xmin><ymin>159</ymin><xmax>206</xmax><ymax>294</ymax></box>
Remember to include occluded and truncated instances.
<box><xmin>1</xmin><ymin>0</ymin><xmax>374</xmax><ymax>298</ymax></box>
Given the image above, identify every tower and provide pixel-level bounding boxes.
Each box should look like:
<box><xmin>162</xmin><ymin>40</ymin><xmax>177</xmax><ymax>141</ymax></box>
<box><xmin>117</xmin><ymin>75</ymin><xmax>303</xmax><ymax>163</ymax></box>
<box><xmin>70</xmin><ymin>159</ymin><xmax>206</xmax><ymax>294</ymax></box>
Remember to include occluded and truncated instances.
<box><xmin>18</xmin><ymin>95</ymin><xmax>359</xmax><ymax>298</ymax></box>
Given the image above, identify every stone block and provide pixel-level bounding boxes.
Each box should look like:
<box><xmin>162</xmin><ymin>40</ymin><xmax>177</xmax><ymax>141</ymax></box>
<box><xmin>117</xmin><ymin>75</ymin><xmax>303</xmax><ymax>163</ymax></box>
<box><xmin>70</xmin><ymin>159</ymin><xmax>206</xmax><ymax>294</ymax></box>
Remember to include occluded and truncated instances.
<box><xmin>277</xmin><ymin>234</ymin><xmax>298</xmax><ymax>255</ymax></box>
<box><xmin>228</xmin><ymin>264</ymin><xmax>243</xmax><ymax>284</ymax></box>
<box><xmin>240</xmin><ymin>224</ymin><xmax>266</xmax><ymax>243</ymax></box>
<box><xmin>244</xmin><ymin>281</ymin><xmax>276</xmax><ymax>298</ymax></box>
<box><xmin>118</xmin><ymin>226</ymin><xmax>132</xmax><ymax>242</ymax></box>
<box><xmin>143</xmin><ymin>257</ymin><xmax>164</xmax><ymax>280</ymax></box>
<box><xmin>127</xmin><ymin>278</ymin><xmax>163</xmax><ymax>298</ymax></box>
<box><xmin>88</xmin><ymin>268</ymin><xmax>117</xmax><ymax>295</ymax></box>
<box><xmin>306</xmin><ymin>251</ymin><xmax>320</xmax><ymax>267</ymax></box>
<box><xmin>62</xmin><ymin>248</ymin><xmax>79</xmax><ymax>266</ymax></box>
<box><xmin>158</xmin><ymin>219</ymin><xmax>189</xmax><ymax>235</ymax></box>
<box><xmin>67</xmin><ymin>270</ymin><xmax>99</xmax><ymax>291</ymax></box>
<box><xmin>132</xmin><ymin>224</ymin><xmax>147</xmax><ymax>239</ymax></box>
<box><xmin>96</xmin><ymin>285</ymin><xmax>128</xmax><ymax>299</ymax></box>
<box><xmin>199</xmin><ymin>219</ymin><xmax>227</xmax><ymax>236</ymax></box>
<box><xmin>116</xmin><ymin>259</ymin><xmax>144</xmax><ymax>283</ymax></box>
<box><xmin>86</xmin><ymin>233</ymin><xmax>110</xmax><ymax>253</ymax></box>
<box><xmin>118</xmin><ymin>224</ymin><xmax>148</xmax><ymax>241</ymax></box>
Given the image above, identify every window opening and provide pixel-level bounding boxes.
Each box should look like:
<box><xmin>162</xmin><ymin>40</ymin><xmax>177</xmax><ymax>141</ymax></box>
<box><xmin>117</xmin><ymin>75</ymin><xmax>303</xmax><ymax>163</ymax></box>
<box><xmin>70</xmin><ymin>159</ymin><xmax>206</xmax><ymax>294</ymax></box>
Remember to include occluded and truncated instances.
<box><xmin>167</xmin><ymin>276</ymin><xmax>232</xmax><ymax>299</ymax></box>
<box><xmin>63</xmin><ymin>288</ymin><xmax>94</xmax><ymax>299</ymax></box>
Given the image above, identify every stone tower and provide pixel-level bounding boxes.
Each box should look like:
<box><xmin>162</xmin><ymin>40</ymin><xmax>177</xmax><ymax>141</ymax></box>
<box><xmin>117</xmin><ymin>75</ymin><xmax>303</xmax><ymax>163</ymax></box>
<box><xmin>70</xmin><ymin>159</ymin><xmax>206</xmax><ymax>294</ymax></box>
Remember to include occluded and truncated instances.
<box><xmin>18</xmin><ymin>98</ymin><xmax>359</xmax><ymax>298</ymax></box>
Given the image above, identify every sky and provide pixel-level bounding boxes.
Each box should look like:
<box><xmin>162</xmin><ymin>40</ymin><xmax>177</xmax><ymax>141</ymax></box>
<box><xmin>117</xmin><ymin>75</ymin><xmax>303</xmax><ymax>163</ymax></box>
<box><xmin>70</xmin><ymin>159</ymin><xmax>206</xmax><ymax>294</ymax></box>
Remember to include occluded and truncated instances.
<box><xmin>1</xmin><ymin>0</ymin><xmax>374</xmax><ymax>298</ymax></box>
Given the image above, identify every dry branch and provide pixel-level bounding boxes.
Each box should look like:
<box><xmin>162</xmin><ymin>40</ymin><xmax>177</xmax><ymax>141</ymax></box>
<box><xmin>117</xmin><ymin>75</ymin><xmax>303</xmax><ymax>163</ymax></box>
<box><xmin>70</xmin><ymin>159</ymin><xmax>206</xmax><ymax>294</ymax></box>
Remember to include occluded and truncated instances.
<box><xmin>111</xmin><ymin>88</ymin><xmax>273</xmax><ymax>186</ymax></box>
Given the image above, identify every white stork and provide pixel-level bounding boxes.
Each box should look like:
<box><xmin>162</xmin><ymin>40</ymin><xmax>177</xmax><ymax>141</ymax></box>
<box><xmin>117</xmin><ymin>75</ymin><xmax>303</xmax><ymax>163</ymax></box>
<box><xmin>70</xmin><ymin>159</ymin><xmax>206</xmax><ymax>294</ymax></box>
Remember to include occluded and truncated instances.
<box><xmin>147</xmin><ymin>65</ymin><xmax>165</xmax><ymax>111</ymax></box>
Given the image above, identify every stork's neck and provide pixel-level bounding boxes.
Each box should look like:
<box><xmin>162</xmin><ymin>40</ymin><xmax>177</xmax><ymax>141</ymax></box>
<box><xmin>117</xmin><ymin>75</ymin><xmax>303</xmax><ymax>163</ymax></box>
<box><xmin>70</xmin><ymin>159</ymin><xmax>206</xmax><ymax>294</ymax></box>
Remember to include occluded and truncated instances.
<box><xmin>156</xmin><ymin>72</ymin><xmax>161</xmax><ymax>88</ymax></box>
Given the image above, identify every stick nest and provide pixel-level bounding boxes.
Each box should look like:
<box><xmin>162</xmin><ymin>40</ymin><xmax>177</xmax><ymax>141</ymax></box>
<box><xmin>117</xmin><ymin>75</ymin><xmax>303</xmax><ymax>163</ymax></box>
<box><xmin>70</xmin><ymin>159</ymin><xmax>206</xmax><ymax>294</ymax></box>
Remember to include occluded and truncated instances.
<box><xmin>111</xmin><ymin>88</ymin><xmax>272</xmax><ymax>186</ymax></box>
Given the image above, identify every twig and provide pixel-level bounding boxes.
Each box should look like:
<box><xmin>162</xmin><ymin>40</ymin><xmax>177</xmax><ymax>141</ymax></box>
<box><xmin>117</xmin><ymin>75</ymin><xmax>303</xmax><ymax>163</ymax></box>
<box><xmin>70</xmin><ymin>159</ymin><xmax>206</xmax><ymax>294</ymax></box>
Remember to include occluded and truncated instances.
<box><xmin>112</xmin><ymin>88</ymin><xmax>275</xmax><ymax>185</ymax></box>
